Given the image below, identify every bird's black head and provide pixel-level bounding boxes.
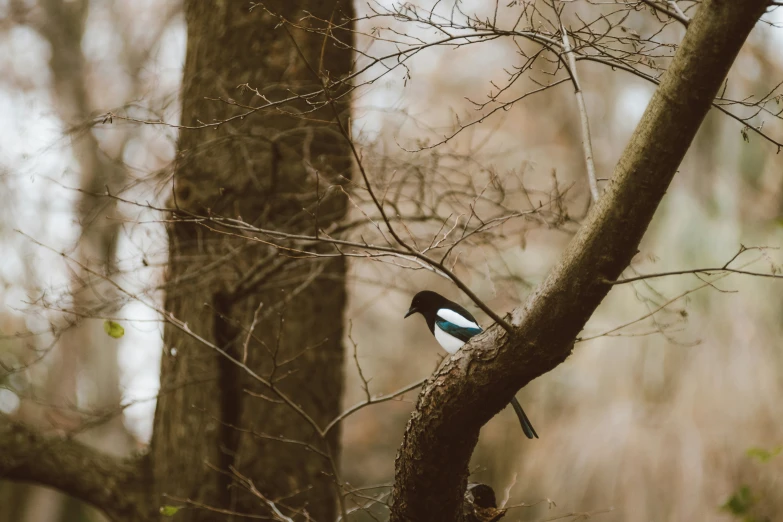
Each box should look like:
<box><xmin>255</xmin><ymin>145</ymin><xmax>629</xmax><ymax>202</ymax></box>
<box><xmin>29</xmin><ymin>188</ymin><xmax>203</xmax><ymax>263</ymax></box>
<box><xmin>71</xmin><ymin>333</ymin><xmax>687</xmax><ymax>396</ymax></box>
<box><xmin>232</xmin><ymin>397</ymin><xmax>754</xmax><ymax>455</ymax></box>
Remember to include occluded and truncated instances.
<box><xmin>404</xmin><ymin>290</ymin><xmax>449</xmax><ymax>320</ymax></box>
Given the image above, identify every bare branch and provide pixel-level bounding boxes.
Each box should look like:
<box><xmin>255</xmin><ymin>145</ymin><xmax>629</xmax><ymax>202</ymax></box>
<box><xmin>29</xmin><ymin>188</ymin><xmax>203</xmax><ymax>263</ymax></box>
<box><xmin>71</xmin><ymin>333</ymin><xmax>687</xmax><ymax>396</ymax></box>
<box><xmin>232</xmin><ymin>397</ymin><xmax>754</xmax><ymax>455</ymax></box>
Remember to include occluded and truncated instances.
<box><xmin>0</xmin><ymin>418</ymin><xmax>149</xmax><ymax>521</ymax></box>
<box><xmin>559</xmin><ymin>17</ymin><xmax>600</xmax><ymax>203</ymax></box>
<box><xmin>608</xmin><ymin>266</ymin><xmax>783</xmax><ymax>284</ymax></box>
<box><xmin>639</xmin><ymin>0</ymin><xmax>690</xmax><ymax>26</ymax></box>
<box><xmin>323</xmin><ymin>378</ymin><xmax>426</xmax><ymax>436</ymax></box>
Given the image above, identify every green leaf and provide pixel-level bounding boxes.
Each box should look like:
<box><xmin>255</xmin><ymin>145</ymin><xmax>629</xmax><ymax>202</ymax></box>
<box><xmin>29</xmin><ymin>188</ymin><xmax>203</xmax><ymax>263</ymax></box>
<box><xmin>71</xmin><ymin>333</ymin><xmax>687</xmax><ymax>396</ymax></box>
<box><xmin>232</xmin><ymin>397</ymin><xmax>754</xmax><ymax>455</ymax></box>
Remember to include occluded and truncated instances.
<box><xmin>160</xmin><ymin>505</ymin><xmax>181</xmax><ymax>516</ymax></box>
<box><xmin>746</xmin><ymin>446</ymin><xmax>782</xmax><ymax>463</ymax></box>
<box><xmin>103</xmin><ymin>320</ymin><xmax>125</xmax><ymax>339</ymax></box>
<box><xmin>721</xmin><ymin>485</ymin><xmax>755</xmax><ymax>516</ymax></box>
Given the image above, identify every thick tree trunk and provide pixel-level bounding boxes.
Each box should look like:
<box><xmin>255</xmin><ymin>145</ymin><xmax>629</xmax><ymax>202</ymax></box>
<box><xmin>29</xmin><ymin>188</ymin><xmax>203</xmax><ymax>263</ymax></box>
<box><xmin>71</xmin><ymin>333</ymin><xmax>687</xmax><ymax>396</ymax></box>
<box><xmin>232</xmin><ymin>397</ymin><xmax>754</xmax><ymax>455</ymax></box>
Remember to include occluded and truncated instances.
<box><xmin>151</xmin><ymin>2</ymin><xmax>353</xmax><ymax>520</ymax></box>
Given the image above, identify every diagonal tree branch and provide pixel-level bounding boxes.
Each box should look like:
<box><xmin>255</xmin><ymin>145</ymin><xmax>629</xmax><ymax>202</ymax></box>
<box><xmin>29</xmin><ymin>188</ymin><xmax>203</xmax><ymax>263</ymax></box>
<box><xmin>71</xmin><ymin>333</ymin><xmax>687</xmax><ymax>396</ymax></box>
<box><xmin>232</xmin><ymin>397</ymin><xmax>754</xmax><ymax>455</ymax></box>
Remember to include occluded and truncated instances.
<box><xmin>0</xmin><ymin>418</ymin><xmax>150</xmax><ymax>521</ymax></box>
<box><xmin>389</xmin><ymin>1</ymin><xmax>770</xmax><ymax>520</ymax></box>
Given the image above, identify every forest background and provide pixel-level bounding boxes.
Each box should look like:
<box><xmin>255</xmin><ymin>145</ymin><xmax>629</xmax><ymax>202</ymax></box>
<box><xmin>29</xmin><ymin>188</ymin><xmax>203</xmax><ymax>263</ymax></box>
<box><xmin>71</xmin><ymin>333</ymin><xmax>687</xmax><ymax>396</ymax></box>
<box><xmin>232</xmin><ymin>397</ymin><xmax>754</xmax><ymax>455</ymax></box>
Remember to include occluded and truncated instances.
<box><xmin>0</xmin><ymin>1</ymin><xmax>782</xmax><ymax>521</ymax></box>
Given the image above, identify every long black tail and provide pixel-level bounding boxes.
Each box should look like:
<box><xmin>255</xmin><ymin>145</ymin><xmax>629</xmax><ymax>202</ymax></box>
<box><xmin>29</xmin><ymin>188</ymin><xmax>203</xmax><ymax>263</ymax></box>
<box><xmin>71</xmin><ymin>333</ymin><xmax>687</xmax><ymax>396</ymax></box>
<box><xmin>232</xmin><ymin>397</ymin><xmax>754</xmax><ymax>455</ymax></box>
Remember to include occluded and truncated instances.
<box><xmin>510</xmin><ymin>396</ymin><xmax>538</xmax><ymax>439</ymax></box>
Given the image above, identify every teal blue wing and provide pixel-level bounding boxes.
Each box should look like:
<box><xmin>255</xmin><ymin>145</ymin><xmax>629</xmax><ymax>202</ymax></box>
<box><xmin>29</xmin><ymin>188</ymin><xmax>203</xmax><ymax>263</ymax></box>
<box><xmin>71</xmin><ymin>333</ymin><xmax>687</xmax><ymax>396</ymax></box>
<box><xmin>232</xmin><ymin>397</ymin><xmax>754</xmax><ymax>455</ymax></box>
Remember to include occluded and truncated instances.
<box><xmin>435</xmin><ymin>319</ymin><xmax>482</xmax><ymax>343</ymax></box>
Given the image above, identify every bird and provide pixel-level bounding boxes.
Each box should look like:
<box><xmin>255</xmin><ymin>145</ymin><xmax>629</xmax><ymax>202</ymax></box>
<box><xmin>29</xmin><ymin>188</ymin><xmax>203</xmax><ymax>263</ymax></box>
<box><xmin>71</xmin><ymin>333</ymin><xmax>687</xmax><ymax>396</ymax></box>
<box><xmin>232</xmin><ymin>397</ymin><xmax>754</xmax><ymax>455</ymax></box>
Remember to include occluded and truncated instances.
<box><xmin>404</xmin><ymin>290</ymin><xmax>538</xmax><ymax>439</ymax></box>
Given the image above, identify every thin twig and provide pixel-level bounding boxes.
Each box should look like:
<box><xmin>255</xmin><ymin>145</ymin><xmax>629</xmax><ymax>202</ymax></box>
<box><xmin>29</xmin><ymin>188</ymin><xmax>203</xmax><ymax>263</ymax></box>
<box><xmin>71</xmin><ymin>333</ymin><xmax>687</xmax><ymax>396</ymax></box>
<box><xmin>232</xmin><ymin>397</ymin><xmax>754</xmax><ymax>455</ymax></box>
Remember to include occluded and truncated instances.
<box><xmin>638</xmin><ymin>0</ymin><xmax>690</xmax><ymax>26</ymax></box>
<box><xmin>607</xmin><ymin>266</ymin><xmax>783</xmax><ymax>284</ymax></box>
<box><xmin>560</xmin><ymin>19</ymin><xmax>599</xmax><ymax>203</ymax></box>
<box><xmin>323</xmin><ymin>378</ymin><xmax>426</xmax><ymax>435</ymax></box>
<box><xmin>242</xmin><ymin>301</ymin><xmax>264</xmax><ymax>364</ymax></box>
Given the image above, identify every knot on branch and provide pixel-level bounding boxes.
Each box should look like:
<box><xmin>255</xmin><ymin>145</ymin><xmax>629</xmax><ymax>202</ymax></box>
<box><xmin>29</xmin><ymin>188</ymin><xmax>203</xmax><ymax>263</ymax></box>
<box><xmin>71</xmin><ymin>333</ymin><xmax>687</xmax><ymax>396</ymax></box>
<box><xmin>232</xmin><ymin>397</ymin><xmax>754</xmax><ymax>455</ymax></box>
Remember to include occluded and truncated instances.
<box><xmin>465</xmin><ymin>483</ymin><xmax>506</xmax><ymax>522</ymax></box>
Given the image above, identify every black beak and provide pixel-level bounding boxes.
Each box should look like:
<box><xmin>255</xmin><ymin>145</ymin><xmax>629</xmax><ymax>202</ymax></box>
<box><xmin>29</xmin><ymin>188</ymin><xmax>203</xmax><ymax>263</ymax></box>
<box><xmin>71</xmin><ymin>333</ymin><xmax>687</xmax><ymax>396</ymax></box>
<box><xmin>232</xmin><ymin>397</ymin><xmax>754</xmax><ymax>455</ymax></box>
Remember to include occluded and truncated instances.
<box><xmin>404</xmin><ymin>307</ymin><xmax>417</xmax><ymax>318</ymax></box>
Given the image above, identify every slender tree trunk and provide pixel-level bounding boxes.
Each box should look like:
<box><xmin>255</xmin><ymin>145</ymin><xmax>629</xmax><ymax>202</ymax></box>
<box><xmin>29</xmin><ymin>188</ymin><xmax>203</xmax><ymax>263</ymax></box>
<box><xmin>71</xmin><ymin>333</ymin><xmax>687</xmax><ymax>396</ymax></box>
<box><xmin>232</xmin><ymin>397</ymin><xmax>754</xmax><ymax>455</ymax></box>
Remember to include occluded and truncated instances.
<box><xmin>4</xmin><ymin>1</ymin><xmax>131</xmax><ymax>520</ymax></box>
<box><xmin>151</xmin><ymin>2</ymin><xmax>353</xmax><ymax>520</ymax></box>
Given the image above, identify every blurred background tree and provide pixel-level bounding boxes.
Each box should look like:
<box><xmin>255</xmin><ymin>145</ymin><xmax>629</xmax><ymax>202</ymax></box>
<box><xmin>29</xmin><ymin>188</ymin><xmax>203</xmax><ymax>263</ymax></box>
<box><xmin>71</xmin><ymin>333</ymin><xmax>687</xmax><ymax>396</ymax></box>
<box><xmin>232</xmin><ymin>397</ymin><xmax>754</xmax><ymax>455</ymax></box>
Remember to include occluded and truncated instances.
<box><xmin>0</xmin><ymin>0</ymin><xmax>782</xmax><ymax>521</ymax></box>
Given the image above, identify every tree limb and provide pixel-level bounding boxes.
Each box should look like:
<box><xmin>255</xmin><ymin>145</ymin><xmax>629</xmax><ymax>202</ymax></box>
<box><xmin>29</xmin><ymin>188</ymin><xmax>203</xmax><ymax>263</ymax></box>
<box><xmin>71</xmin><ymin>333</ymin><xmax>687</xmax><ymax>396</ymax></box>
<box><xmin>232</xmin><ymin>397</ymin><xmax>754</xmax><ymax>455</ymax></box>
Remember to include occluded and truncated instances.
<box><xmin>389</xmin><ymin>1</ymin><xmax>770</xmax><ymax>520</ymax></box>
<box><xmin>0</xmin><ymin>418</ymin><xmax>150</xmax><ymax>521</ymax></box>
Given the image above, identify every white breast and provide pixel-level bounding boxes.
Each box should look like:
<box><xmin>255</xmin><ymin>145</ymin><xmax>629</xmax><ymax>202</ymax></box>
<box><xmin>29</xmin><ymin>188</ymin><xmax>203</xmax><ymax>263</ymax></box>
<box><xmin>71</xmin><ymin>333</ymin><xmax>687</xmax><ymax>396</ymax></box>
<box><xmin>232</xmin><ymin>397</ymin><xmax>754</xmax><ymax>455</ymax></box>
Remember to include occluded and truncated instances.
<box><xmin>434</xmin><ymin>324</ymin><xmax>466</xmax><ymax>354</ymax></box>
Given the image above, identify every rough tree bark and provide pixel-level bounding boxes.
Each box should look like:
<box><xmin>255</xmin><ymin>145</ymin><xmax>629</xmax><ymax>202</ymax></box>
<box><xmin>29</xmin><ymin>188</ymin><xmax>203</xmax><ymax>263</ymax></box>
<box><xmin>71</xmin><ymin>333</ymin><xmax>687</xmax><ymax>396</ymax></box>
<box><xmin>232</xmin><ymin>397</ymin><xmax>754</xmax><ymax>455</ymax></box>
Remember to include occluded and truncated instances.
<box><xmin>389</xmin><ymin>1</ymin><xmax>771</xmax><ymax>521</ymax></box>
<box><xmin>150</xmin><ymin>1</ymin><xmax>353</xmax><ymax>521</ymax></box>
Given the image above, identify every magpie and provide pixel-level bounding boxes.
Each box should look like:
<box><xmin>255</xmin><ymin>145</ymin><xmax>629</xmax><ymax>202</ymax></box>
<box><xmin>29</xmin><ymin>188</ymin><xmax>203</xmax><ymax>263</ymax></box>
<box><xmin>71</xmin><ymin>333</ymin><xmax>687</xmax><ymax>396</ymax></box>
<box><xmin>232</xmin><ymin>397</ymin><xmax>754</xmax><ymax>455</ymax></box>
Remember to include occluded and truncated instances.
<box><xmin>405</xmin><ymin>290</ymin><xmax>539</xmax><ymax>439</ymax></box>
